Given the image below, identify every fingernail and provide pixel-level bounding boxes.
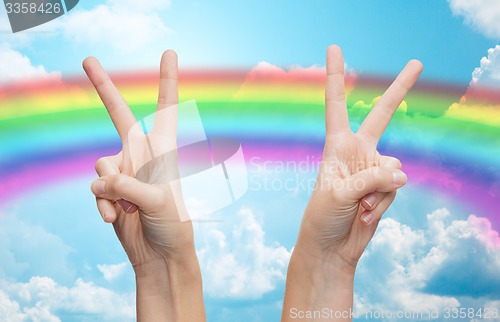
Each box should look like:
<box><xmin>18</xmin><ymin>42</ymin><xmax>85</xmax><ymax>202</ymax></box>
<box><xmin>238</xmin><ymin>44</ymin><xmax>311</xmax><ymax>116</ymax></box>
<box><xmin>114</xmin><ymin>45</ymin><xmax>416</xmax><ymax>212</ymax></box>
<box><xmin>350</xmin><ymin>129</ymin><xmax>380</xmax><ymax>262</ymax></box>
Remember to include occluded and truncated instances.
<box><xmin>102</xmin><ymin>213</ymin><xmax>110</xmax><ymax>222</ymax></box>
<box><xmin>94</xmin><ymin>180</ymin><xmax>106</xmax><ymax>195</ymax></box>
<box><xmin>363</xmin><ymin>194</ymin><xmax>377</xmax><ymax>209</ymax></box>
<box><xmin>361</xmin><ymin>212</ymin><xmax>373</xmax><ymax>224</ymax></box>
<box><xmin>393</xmin><ymin>171</ymin><xmax>407</xmax><ymax>186</ymax></box>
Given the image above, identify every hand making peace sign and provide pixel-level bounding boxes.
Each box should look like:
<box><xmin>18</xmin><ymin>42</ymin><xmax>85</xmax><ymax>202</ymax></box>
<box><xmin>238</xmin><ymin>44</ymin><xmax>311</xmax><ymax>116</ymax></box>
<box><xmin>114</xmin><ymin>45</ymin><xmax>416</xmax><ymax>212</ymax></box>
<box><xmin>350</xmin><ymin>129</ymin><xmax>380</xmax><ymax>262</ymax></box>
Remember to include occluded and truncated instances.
<box><xmin>299</xmin><ymin>45</ymin><xmax>423</xmax><ymax>269</ymax></box>
<box><xmin>85</xmin><ymin>51</ymin><xmax>205</xmax><ymax>322</ymax></box>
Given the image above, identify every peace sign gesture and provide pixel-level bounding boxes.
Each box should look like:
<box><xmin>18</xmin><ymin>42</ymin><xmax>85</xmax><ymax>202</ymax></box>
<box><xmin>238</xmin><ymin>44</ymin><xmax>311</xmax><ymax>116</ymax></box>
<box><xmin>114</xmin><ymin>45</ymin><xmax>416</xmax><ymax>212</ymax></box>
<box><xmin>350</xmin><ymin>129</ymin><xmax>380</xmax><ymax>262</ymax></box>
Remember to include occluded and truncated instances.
<box><xmin>85</xmin><ymin>51</ymin><xmax>205</xmax><ymax>321</ymax></box>
<box><xmin>299</xmin><ymin>45</ymin><xmax>423</xmax><ymax>269</ymax></box>
<box><xmin>282</xmin><ymin>45</ymin><xmax>422</xmax><ymax>322</ymax></box>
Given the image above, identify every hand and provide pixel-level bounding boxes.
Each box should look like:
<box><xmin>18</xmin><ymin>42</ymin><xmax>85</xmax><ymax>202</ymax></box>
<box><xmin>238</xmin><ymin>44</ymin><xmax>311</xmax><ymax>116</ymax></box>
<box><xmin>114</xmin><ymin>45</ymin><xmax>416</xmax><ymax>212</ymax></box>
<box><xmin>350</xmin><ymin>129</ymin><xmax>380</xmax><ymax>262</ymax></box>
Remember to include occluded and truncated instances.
<box><xmin>298</xmin><ymin>45</ymin><xmax>423</xmax><ymax>270</ymax></box>
<box><xmin>85</xmin><ymin>50</ymin><xmax>193</xmax><ymax>265</ymax></box>
<box><xmin>281</xmin><ymin>45</ymin><xmax>423</xmax><ymax>322</ymax></box>
<box><xmin>84</xmin><ymin>51</ymin><xmax>205</xmax><ymax>321</ymax></box>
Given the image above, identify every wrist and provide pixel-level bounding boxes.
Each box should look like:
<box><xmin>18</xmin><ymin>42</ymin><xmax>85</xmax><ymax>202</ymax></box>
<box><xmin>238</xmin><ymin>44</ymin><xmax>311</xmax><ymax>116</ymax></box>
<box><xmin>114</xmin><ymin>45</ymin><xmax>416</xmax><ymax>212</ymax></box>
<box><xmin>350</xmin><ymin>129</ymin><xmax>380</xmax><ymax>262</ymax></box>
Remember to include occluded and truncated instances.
<box><xmin>282</xmin><ymin>242</ymin><xmax>355</xmax><ymax>321</ymax></box>
<box><xmin>133</xmin><ymin>247</ymin><xmax>201</xmax><ymax>285</ymax></box>
<box><xmin>295</xmin><ymin>216</ymin><xmax>358</xmax><ymax>277</ymax></box>
<box><xmin>291</xmin><ymin>240</ymin><xmax>356</xmax><ymax>285</ymax></box>
<box><xmin>167</xmin><ymin>226</ymin><xmax>196</xmax><ymax>260</ymax></box>
<box><xmin>134</xmin><ymin>258</ymin><xmax>170</xmax><ymax>300</ymax></box>
<box><xmin>134</xmin><ymin>252</ymin><xmax>204</xmax><ymax>321</ymax></box>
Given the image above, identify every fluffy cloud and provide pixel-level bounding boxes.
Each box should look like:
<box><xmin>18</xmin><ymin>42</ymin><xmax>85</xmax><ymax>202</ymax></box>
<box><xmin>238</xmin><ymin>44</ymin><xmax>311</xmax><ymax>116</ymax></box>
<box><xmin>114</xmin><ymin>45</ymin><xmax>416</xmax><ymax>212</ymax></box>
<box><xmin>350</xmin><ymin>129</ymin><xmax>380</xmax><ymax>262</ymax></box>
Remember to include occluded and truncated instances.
<box><xmin>446</xmin><ymin>46</ymin><xmax>500</xmax><ymax>126</ymax></box>
<box><xmin>0</xmin><ymin>9</ymin><xmax>59</xmax><ymax>84</ymax></box>
<box><xmin>0</xmin><ymin>46</ymin><xmax>61</xmax><ymax>84</ymax></box>
<box><xmin>97</xmin><ymin>262</ymin><xmax>128</xmax><ymax>282</ymax></box>
<box><xmin>239</xmin><ymin>61</ymin><xmax>326</xmax><ymax>82</ymax></box>
<box><xmin>423</xmin><ymin>213</ymin><xmax>500</xmax><ymax>298</ymax></box>
<box><xmin>482</xmin><ymin>300</ymin><xmax>500</xmax><ymax>322</ymax></box>
<box><xmin>448</xmin><ymin>0</ymin><xmax>500</xmax><ymax>121</ymax></box>
<box><xmin>58</xmin><ymin>0</ymin><xmax>172</xmax><ymax>52</ymax></box>
<box><xmin>471</xmin><ymin>45</ymin><xmax>500</xmax><ymax>88</ymax></box>
<box><xmin>352</xmin><ymin>96</ymin><xmax>408</xmax><ymax>113</ymax></box>
<box><xmin>197</xmin><ymin>208</ymin><xmax>291</xmax><ymax>299</ymax></box>
<box><xmin>234</xmin><ymin>61</ymin><xmax>356</xmax><ymax>103</ymax></box>
<box><xmin>356</xmin><ymin>208</ymin><xmax>500</xmax><ymax>316</ymax></box>
<box><xmin>448</xmin><ymin>0</ymin><xmax>500</xmax><ymax>39</ymax></box>
<box><xmin>0</xmin><ymin>290</ymin><xmax>26</xmax><ymax>321</ymax></box>
<box><xmin>0</xmin><ymin>277</ymin><xmax>134</xmax><ymax>321</ymax></box>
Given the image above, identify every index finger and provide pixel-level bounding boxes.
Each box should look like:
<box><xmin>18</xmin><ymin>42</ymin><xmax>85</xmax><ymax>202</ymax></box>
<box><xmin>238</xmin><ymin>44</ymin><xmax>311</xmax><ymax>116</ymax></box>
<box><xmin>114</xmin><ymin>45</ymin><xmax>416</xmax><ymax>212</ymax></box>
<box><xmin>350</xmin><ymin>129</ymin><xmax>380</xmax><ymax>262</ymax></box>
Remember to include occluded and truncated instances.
<box><xmin>357</xmin><ymin>60</ymin><xmax>423</xmax><ymax>144</ymax></box>
<box><xmin>83</xmin><ymin>57</ymin><xmax>137</xmax><ymax>140</ymax></box>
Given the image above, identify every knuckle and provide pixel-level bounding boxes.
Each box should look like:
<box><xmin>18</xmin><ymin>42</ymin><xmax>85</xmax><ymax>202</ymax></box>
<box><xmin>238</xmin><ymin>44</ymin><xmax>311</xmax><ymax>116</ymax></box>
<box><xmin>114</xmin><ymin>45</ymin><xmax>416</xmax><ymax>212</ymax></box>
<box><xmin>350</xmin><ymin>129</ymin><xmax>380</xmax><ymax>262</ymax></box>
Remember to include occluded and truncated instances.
<box><xmin>369</xmin><ymin>167</ymin><xmax>379</xmax><ymax>183</ymax></box>
<box><xmin>95</xmin><ymin>157</ymin><xmax>107</xmax><ymax>175</ymax></box>
<box><xmin>370</xmin><ymin>167</ymin><xmax>387</xmax><ymax>187</ymax></box>
<box><xmin>380</xmin><ymin>156</ymin><xmax>402</xmax><ymax>170</ymax></box>
<box><xmin>157</xmin><ymin>96</ymin><xmax>168</xmax><ymax>106</ymax></box>
<box><xmin>108</xmin><ymin>174</ymin><xmax>127</xmax><ymax>194</ymax></box>
<box><xmin>392</xmin><ymin>158</ymin><xmax>402</xmax><ymax>170</ymax></box>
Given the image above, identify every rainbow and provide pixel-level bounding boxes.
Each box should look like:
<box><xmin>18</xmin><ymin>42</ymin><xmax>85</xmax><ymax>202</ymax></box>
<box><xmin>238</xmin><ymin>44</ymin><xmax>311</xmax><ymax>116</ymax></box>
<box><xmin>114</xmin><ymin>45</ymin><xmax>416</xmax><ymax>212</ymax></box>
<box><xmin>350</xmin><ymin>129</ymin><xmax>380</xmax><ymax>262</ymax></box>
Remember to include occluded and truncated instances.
<box><xmin>0</xmin><ymin>68</ymin><xmax>499</xmax><ymax>230</ymax></box>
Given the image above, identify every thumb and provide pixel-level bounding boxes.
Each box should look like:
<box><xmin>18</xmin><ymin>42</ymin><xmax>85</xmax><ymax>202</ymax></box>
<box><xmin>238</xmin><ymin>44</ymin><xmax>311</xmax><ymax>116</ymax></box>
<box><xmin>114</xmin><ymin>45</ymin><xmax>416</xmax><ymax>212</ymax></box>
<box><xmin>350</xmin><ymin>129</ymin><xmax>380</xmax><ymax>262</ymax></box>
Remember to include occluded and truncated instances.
<box><xmin>344</xmin><ymin>166</ymin><xmax>407</xmax><ymax>201</ymax></box>
<box><xmin>91</xmin><ymin>174</ymin><xmax>163</xmax><ymax>211</ymax></box>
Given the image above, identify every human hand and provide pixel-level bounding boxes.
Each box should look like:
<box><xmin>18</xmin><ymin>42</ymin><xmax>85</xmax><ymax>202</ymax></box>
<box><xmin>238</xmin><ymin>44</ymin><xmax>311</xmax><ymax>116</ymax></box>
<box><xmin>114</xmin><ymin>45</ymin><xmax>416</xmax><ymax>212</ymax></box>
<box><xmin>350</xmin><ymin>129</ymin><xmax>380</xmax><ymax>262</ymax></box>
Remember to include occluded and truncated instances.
<box><xmin>281</xmin><ymin>45</ymin><xmax>422</xmax><ymax>322</ymax></box>
<box><xmin>85</xmin><ymin>50</ymin><xmax>193</xmax><ymax>265</ymax></box>
<box><xmin>85</xmin><ymin>51</ymin><xmax>205</xmax><ymax>322</ymax></box>
<box><xmin>297</xmin><ymin>45</ymin><xmax>423</xmax><ymax>272</ymax></box>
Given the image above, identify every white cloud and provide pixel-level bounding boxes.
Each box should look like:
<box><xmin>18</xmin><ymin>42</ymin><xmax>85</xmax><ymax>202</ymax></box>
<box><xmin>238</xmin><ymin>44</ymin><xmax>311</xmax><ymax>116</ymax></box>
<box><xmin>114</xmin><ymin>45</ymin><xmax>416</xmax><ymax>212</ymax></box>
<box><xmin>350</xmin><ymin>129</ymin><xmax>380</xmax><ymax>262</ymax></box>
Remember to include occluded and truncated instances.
<box><xmin>445</xmin><ymin>46</ymin><xmax>500</xmax><ymax>124</ymax></box>
<box><xmin>97</xmin><ymin>262</ymin><xmax>128</xmax><ymax>282</ymax></box>
<box><xmin>0</xmin><ymin>276</ymin><xmax>134</xmax><ymax>321</ymax></box>
<box><xmin>234</xmin><ymin>61</ymin><xmax>356</xmax><ymax>103</ymax></box>
<box><xmin>482</xmin><ymin>300</ymin><xmax>500</xmax><ymax>322</ymax></box>
<box><xmin>356</xmin><ymin>208</ymin><xmax>500</xmax><ymax>316</ymax></box>
<box><xmin>448</xmin><ymin>0</ymin><xmax>500</xmax><ymax>39</ymax></box>
<box><xmin>0</xmin><ymin>7</ymin><xmax>59</xmax><ymax>85</ymax></box>
<box><xmin>0</xmin><ymin>45</ymin><xmax>61</xmax><ymax>83</ymax></box>
<box><xmin>58</xmin><ymin>0</ymin><xmax>172</xmax><ymax>52</ymax></box>
<box><xmin>237</xmin><ymin>61</ymin><xmax>354</xmax><ymax>83</ymax></box>
<box><xmin>196</xmin><ymin>208</ymin><xmax>291</xmax><ymax>299</ymax></box>
<box><xmin>471</xmin><ymin>45</ymin><xmax>500</xmax><ymax>87</ymax></box>
<box><xmin>0</xmin><ymin>290</ymin><xmax>26</xmax><ymax>322</ymax></box>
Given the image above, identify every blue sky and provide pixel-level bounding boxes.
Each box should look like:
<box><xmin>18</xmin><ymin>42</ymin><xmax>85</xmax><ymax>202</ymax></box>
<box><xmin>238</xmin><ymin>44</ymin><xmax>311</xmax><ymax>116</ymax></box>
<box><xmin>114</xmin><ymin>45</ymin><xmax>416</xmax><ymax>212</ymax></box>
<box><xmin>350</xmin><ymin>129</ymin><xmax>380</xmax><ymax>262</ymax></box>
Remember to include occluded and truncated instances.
<box><xmin>0</xmin><ymin>0</ymin><xmax>498</xmax><ymax>85</ymax></box>
<box><xmin>1</xmin><ymin>1</ymin><xmax>500</xmax><ymax>321</ymax></box>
